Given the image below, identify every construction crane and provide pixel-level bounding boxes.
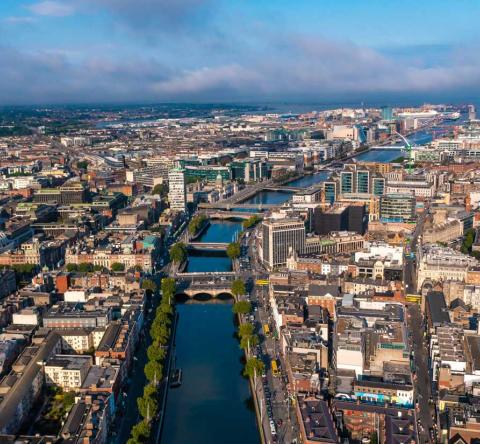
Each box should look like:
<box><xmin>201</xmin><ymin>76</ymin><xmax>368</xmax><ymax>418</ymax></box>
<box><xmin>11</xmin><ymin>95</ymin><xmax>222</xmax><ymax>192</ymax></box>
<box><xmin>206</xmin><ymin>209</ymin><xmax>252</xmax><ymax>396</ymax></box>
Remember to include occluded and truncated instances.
<box><xmin>393</xmin><ymin>130</ymin><xmax>414</xmax><ymax>174</ymax></box>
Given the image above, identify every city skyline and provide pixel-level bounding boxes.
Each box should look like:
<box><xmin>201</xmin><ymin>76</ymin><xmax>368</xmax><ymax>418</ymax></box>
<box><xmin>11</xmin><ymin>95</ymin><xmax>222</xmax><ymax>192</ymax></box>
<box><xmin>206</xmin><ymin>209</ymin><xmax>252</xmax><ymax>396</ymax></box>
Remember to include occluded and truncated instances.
<box><xmin>1</xmin><ymin>0</ymin><xmax>480</xmax><ymax>104</ymax></box>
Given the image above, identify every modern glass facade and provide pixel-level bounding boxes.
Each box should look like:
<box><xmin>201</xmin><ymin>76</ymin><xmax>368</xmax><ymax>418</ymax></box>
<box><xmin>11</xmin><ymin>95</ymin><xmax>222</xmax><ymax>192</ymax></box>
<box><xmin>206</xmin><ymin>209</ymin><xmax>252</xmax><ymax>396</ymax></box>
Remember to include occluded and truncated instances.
<box><xmin>341</xmin><ymin>172</ymin><xmax>353</xmax><ymax>194</ymax></box>
<box><xmin>373</xmin><ymin>177</ymin><xmax>385</xmax><ymax>196</ymax></box>
<box><xmin>324</xmin><ymin>182</ymin><xmax>337</xmax><ymax>204</ymax></box>
<box><xmin>356</xmin><ymin>171</ymin><xmax>370</xmax><ymax>194</ymax></box>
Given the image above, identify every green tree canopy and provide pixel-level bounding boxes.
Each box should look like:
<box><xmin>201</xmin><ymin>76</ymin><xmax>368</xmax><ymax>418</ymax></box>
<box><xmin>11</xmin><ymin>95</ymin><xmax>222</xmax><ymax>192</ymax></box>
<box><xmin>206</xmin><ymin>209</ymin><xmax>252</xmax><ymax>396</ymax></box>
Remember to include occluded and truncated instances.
<box><xmin>150</xmin><ymin>321</ymin><xmax>170</xmax><ymax>343</ymax></box>
<box><xmin>231</xmin><ymin>279</ymin><xmax>246</xmax><ymax>297</ymax></box>
<box><xmin>226</xmin><ymin>241</ymin><xmax>241</xmax><ymax>260</ymax></box>
<box><xmin>141</xmin><ymin>279</ymin><xmax>157</xmax><ymax>293</ymax></box>
<box><xmin>161</xmin><ymin>277</ymin><xmax>176</xmax><ymax>296</ymax></box>
<box><xmin>144</xmin><ymin>360</ymin><xmax>163</xmax><ymax>383</ymax></box>
<box><xmin>232</xmin><ymin>300</ymin><xmax>251</xmax><ymax>314</ymax></box>
<box><xmin>66</xmin><ymin>263</ymin><xmax>79</xmax><ymax>272</ymax></box>
<box><xmin>111</xmin><ymin>262</ymin><xmax>125</xmax><ymax>272</ymax></box>
<box><xmin>78</xmin><ymin>262</ymin><xmax>94</xmax><ymax>273</ymax></box>
<box><xmin>152</xmin><ymin>183</ymin><xmax>168</xmax><ymax>196</ymax></box>
<box><xmin>137</xmin><ymin>393</ymin><xmax>158</xmax><ymax>420</ymax></box>
<box><xmin>188</xmin><ymin>214</ymin><xmax>208</xmax><ymax>236</ymax></box>
<box><xmin>244</xmin><ymin>357</ymin><xmax>265</xmax><ymax>378</ymax></box>
<box><xmin>131</xmin><ymin>420</ymin><xmax>150</xmax><ymax>443</ymax></box>
<box><xmin>242</xmin><ymin>215</ymin><xmax>262</xmax><ymax>229</ymax></box>
<box><xmin>77</xmin><ymin>160</ymin><xmax>89</xmax><ymax>171</ymax></box>
<box><xmin>169</xmin><ymin>243</ymin><xmax>187</xmax><ymax>264</ymax></box>
<box><xmin>238</xmin><ymin>322</ymin><xmax>254</xmax><ymax>339</ymax></box>
<box><xmin>240</xmin><ymin>334</ymin><xmax>259</xmax><ymax>350</ymax></box>
<box><xmin>147</xmin><ymin>343</ymin><xmax>166</xmax><ymax>362</ymax></box>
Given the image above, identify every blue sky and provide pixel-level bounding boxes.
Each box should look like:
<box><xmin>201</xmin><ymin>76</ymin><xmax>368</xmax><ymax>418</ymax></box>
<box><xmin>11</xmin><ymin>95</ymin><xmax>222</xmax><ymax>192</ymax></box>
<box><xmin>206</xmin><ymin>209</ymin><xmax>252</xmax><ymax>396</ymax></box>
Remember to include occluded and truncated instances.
<box><xmin>0</xmin><ymin>0</ymin><xmax>479</xmax><ymax>104</ymax></box>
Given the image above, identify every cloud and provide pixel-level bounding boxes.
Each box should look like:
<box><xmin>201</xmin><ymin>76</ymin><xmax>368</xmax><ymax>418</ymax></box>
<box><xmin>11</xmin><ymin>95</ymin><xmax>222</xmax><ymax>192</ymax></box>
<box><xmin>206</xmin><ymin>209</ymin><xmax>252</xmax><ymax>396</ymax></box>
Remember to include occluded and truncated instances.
<box><xmin>3</xmin><ymin>16</ymin><xmax>37</xmax><ymax>24</ymax></box>
<box><xmin>0</xmin><ymin>36</ymin><xmax>479</xmax><ymax>105</ymax></box>
<box><xmin>66</xmin><ymin>0</ymin><xmax>214</xmax><ymax>34</ymax></box>
<box><xmin>28</xmin><ymin>1</ymin><xmax>74</xmax><ymax>17</ymax></box>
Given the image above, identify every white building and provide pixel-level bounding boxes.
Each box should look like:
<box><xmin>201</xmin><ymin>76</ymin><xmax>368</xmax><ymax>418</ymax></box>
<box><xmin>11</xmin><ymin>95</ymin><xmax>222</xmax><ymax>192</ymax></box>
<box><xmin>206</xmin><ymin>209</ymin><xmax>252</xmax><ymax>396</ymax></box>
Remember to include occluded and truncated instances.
<box><xmin>44</xmin><ymin>354</ymin><xmax>92</xmax><ymax>390</ymax></box>
<box><xmin>168</xmin><ymin>168</ymin><xmax>186</xmax><ymax>212</ymax></box>
<box><xmin>12</xmin><ymin>308</ymin><xmax>40</xmax><ymax>326</ymax></box>
<box><xmin>261</xmin><ymin>218</ymin><xmax>305</xmax><ymax>270</ymax></box>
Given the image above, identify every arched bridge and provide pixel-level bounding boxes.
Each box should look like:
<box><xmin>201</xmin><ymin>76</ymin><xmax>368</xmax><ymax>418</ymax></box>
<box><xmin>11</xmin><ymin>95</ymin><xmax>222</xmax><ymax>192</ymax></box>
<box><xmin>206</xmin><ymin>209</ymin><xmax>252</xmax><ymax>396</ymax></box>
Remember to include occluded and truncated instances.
<box><xmin>174</xmin><ymin>272</ymin><xmax>239</xmax><ymax>299</ymax></box>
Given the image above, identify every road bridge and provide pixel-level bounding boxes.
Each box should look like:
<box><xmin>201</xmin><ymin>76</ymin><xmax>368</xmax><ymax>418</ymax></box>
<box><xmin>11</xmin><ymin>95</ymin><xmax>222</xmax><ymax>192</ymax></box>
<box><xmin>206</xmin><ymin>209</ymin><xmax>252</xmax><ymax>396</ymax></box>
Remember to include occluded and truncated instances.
<box><xmin>186</xmin><ymin>242</ymin><xmax>229</xmax><ymax>251</ymax></box>
<box><xmin>175</xmin><ymin>275</ymin><xmax>237</xmax><ymax>299</ymax></box>
<box><xmin>207</xmin><ymin>210</ymin><xmax>263</xmax><ymax>220</ymax></box>
<box><xmin>199</xmin><ymin>202</ymin><xmax>280</xmax><ymax>211</ymax></box>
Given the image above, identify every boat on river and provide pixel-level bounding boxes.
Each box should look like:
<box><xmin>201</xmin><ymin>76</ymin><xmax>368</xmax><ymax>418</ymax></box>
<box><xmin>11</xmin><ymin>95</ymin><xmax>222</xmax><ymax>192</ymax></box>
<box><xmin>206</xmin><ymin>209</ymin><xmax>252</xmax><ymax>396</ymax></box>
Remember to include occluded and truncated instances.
<box><xmin>170</xmin><ymin>368</ymin><xmax>182</xmax><ymax>388</ymax></box>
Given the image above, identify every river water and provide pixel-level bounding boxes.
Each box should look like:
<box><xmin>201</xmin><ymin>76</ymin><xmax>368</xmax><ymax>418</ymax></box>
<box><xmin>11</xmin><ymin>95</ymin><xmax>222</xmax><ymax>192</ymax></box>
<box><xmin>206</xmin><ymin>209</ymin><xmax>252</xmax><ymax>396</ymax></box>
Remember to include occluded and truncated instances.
<box><xmin>161</xmin><ymin>221</ymin><xmax>259</xmax><ymax>444</ymax></box>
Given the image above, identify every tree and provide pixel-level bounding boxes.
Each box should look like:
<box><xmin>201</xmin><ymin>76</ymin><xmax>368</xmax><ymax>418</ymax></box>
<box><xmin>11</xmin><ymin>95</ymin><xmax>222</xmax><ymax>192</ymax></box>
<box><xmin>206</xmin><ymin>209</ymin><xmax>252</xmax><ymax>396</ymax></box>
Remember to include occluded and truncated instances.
<box><xmin>147</xmin><ymin>343</ymin><xmax>166</xmax><ymax>362</ymax></box>
<box><xmin>152</xmin><ymin>183</ymin><xmax>168</xmax><ymax>197</ymax></box>
<box><xmin>169</xmin><ymin>243</ymin><xmax>187</xmax><ymax>264</ymax></box>
<box><xmin>77</xmin><ymin>160</ymin><xmax>89</xmax><ymax>171</ymax></box>
<box><xmin>141</xmin><ymin>279</ymin><xmax>157</xmax><ymax>293</ymax></box>
<box><xmin>242</xmin><ymin>215</ymin><xmax>262</xmax><ymax>229</ymax></box>
<box><xmin>144</xmin><ymin>360</ymin><xmax>163</xmax><ymax>383</ymax></box>
<box><xmin>150</xmin><ymin>321</ymin><xmax>170</xmax><ymax>343</ymax></box>
<box><xmin>240</xmin><ymin>334</ymin><xmax>259</xmax><ymax>350</ymax></box>
<box><xmin>188</xmin><ymin>214</ymin><xmax>208</xmax><ymax>236</ymax></box>
<box><xmin>161</xmin><ymin>277</ymin><xmax>176</xmax><ymax>297</ymax></box>
<box><xmin>66</xmin><ymin>263</ymin><xmax>78</xmax><ymax>272</ymax></box>
<box><xmin>232</xmin><ymin>300</ymin><xmax>251</xmax><ymax>314</ymax></box>
<box><xmin>93</xmin><ymin>264</ymin><xmax>103</xmax><ymax>272</ymax></box>
<box><xmin>137</xmin><ymin>393</ymin><xmax>158</xmax><ymax>419</ymax></box>
<box><xmin>134</xmin><ymin>265</ymin><xmax>143</xmax><ymax>272</ymax></box>
<box><xmin>78</xmin><ymin>262</ymin><xmax>93</xmax><ymax>273</ymax></box>
<box><xmin>244</xmin><ymin>357</ymin><xmax>265</xmax><ymax>378</ymax></box>
<box><xmin>231</xmin><ymin>279</ymin><xmax>246</xmax><ymax>297</ymax></box>
<box><xmin>143</xmin><ymin>383</ymin><xmax>158</xmax><ymax>398</ymax></box>
<box><xmin>238</xmin><ymin>322</ymin><xmax>254</xmax><ymax>339</ymax></box>
<box><xmin>226</xmin><ymin>242</ymin><xmax>241</xmax><ymax>260</ymax></box>
<box><xmin>131</xmin><ymin>420</ymin><xmax>150</xmax><ymax>442</ymax></box>
<box><xmin>111</xmin><ymin>262</ymin><xmax>125</xmax><ymax>272</ymax></box>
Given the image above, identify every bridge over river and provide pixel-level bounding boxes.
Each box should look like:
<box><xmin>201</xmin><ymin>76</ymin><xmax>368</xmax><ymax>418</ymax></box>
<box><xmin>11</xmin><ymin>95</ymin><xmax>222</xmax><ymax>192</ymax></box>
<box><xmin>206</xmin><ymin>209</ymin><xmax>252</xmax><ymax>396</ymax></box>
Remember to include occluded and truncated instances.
<box><xmin>174</xmin><ymin>272</ymin><xmax>238</xmax><ymax>299</ymax></box>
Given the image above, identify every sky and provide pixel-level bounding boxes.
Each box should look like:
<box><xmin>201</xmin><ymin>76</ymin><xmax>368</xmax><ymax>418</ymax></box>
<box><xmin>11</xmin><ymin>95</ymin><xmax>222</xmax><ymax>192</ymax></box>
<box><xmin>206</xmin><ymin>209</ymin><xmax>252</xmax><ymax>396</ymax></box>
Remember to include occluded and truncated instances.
<box><xmin>0</xmin><ymin>0</ymin><xmax>479</xmax><ymax>105</ymax></box>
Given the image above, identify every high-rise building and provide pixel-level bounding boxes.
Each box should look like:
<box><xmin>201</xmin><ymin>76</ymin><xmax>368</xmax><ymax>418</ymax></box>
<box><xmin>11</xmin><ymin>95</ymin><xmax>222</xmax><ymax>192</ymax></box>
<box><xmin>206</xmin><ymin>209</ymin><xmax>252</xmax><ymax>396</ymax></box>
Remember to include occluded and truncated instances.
<box><xmin>168</xmin><ymin>168</ymin><xmax>186</xmax><ymax>212</ymax></box>
<box><xmin>262</xmin><ymin>218</ymin><xmax>305</xmax><ymax>269</ymax></box>
<box><xmin>381</xmin><ymin>106</ymin><xmax>393</xmax><ymax>121</ymax></box>
<box><xmin>468</xmin><ymin>104</ymin><xmax>476</xmax><ymax>121</ymax></box>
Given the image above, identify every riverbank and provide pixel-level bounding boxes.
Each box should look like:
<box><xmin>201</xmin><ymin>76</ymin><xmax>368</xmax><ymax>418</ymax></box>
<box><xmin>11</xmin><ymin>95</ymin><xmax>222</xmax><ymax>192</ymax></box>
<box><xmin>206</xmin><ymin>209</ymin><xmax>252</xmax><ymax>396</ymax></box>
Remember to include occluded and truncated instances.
<box><xmin>152</xmin><ymin>310</ymin><xmax>179</xmax><ymax>443</ymax></box>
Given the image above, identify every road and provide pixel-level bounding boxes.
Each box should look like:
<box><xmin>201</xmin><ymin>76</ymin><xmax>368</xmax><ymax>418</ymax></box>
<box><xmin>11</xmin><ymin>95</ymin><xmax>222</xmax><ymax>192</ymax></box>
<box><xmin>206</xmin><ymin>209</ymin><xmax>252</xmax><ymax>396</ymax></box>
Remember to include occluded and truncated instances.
<box><xmin>242</xmin><ymin>226</ymin><xmax>300</xmax><ymax>444</ymax></box>
<box><xmin>407</xmin><ymin>304</ymin><xmax>433</xmax><ymax>443</ymax></box>
<box><xmin>404</xmin><ymin>207</ymin><xmax>434</xmax><ymax>443</ymax></box>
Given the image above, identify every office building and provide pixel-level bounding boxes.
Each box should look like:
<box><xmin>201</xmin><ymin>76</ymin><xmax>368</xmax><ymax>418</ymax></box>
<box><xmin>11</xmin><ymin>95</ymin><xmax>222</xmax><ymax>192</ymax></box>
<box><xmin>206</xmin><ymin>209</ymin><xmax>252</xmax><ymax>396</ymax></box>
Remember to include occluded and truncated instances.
<box><xmin>381</xmin><ymin>106</ymin><xmax>394</xmax><ymax>121</ymax></box>
<box><xmin>314</xmin><ymin>203</ymin><xmax>367</xmax><ymax>235</ymax></box>
<box><xmin>469</xmin><ymin>104</ymin><xmax>476</xmax><ymax>121</ymax></box>
<box><xmin>168</xmin><ymin>167</ymin><xmax>187</xmax><ymax>212</ymax></box>
<box><xmin>380</xmin><ymin>194</ymin><xmax>416</xmax><ymax>222</ymax></box>
<box><xmin>262</xmin><ymin>218</ymin><xmax>305</xmax><ymax>270</ymax></box>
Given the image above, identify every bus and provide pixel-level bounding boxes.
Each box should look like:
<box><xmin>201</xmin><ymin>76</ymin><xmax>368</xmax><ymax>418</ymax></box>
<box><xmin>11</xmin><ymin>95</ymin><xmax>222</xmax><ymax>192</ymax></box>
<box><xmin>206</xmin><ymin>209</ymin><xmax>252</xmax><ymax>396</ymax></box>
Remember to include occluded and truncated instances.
<box><xmin>271</xmin><ymin>359</ymin><xmax>280</xmax><ymax>377</ymax></box>
<box><xmin>263</xmin><ymin>324</ymin><xmax>270</xmax><ymax>337</ymax></box>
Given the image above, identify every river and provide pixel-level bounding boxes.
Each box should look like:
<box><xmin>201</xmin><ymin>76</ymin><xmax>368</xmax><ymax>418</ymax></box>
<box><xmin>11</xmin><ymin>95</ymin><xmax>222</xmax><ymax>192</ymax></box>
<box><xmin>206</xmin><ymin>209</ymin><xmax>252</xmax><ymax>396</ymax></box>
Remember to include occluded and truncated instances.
<box><xmin>161</xmin><ymin>221</ymin><xmax>259</xmax><ymax>444</ymax></box>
